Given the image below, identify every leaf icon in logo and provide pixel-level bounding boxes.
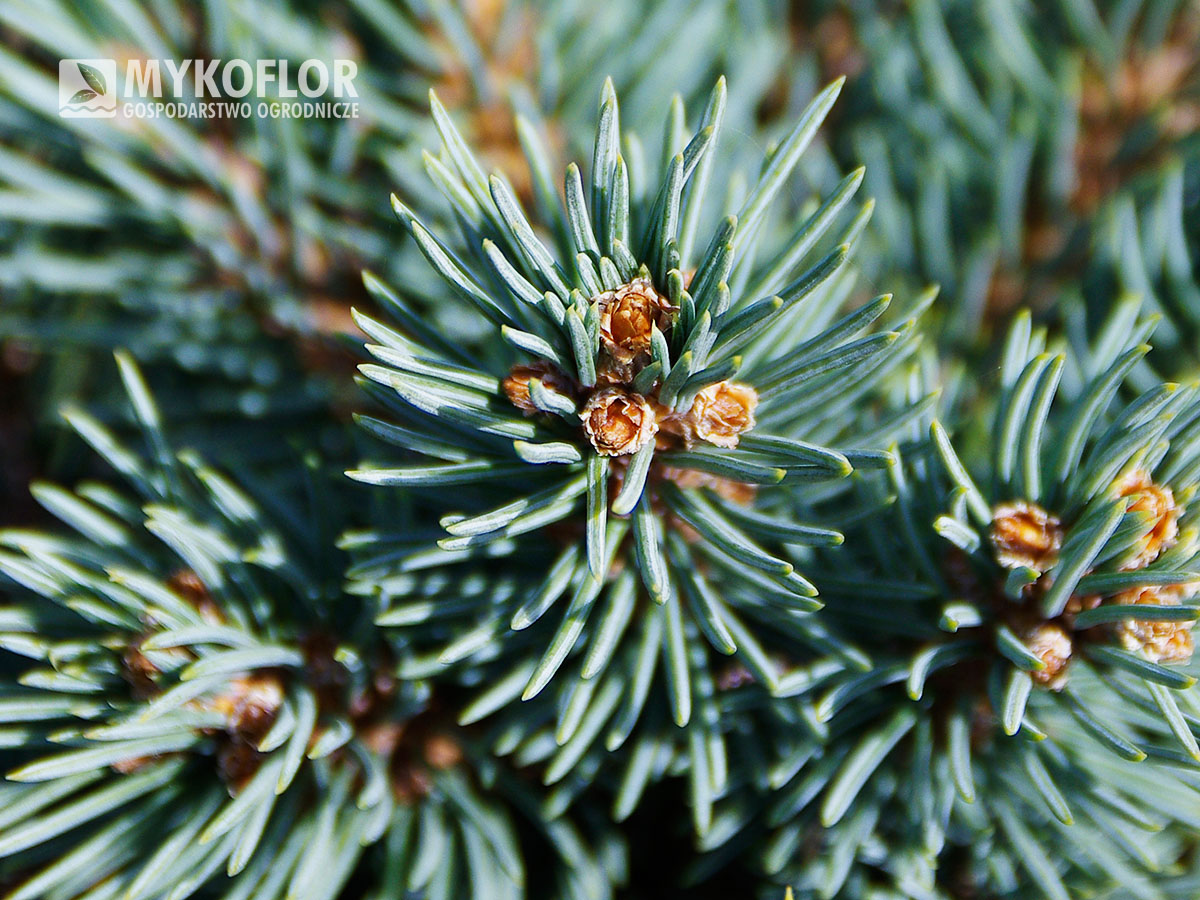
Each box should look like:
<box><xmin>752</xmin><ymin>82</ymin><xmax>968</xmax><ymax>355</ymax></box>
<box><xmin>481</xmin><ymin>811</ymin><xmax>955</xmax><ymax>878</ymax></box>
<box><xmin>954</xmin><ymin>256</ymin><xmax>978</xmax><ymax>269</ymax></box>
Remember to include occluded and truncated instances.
<box><xmin>76</xmin><ymin>62</ymin><xmax>106</xmax><ymax>96</ymax></box>
<box><xmin>69</xmin><ymin>89</ymin><xmax>98</xmax><ymax>104</ymax></box>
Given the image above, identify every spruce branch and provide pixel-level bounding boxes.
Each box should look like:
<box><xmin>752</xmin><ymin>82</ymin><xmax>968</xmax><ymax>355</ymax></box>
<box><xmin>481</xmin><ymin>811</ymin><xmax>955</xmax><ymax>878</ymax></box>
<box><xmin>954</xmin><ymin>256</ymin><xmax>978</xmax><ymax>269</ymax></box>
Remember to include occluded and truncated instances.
<box><xmin>0</xmin><ymin>355</ymin><xmax>619</xmax><ymax>900</ymax></box>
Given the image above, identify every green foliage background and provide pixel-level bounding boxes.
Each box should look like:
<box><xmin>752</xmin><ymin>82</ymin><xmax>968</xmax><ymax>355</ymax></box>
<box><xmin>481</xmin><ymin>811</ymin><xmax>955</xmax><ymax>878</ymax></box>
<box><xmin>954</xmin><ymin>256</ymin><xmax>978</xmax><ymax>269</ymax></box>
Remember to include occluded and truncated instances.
<box><xmin>0</xmin><ymin>1</ymin><xmax>1198</xmax><ymax>898</ymax></box>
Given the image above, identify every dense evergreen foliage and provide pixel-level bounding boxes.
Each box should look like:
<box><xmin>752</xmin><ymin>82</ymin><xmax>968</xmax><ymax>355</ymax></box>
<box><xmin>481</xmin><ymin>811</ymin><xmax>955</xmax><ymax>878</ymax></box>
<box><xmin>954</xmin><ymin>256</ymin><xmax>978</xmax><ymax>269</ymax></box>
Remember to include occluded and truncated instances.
<box><xmin>1</xmin><ymin>2</ymin><xmax>1199</xmax><ymax>898</ymax></box>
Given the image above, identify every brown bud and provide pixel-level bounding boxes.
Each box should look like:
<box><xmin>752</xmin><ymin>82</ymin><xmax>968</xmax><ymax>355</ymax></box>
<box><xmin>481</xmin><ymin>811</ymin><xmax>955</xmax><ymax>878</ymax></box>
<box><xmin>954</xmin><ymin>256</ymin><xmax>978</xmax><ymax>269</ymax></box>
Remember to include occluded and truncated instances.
<box><xmin>1112</xmin><ymin>584</ymin><xmax>1196</xmax><ymax>664</ymax></box>
<box><xmin>680</xmin><ymin>381</ymin><xmax>759</xmax><ymax>449</ymax></box>
<box><xmin>989</xmin><ymin>501</ymin><xmax>1063</xmax><ymax>571</ymax></box>
<box><xmin>111</xmin><ymin>755</ymin><xmax>158</xmax><ymax>775</ymax></box>
<box><xmin>658</xmin><ymin>465</ymin><xmax>757</xmax><ymax>506</ymax></box>
<box><xmin>423</xmin><ymin>733</ymin><xmax>463</xmax><ymax>770</ymax></box>
<box><xmin>393</xmin><ymin>764</ymin><xmax>433</xmax><ymax>805</ymax></box>
<box><xmin>121</xmin><ymin>644</ymin><xmax>163</xmax><ymax>699</ymax></box>
<box><xmin>217</xmin><ymin>741</ymin><xmax>265</xmax><ymax>793</ymax></box>
<box><xmin>580</xmin><ymin>387</ymin><xmax>658</xmax><ymax>457</ymax></box>
<box><xmin>597</xmin><ymin>277</ymin><xmax>676</xmax><ymax>364</ymax></box>
<box><xmin>122</xmin><ymin>633</ymin><xmax>196</xmax><ymax>699</ymax></box>
<box><xmin>1023</xmin><ymin>622</ymin><xmax>1073</xmax><ymax>690</ymax></box>
<box><xmin>210</xmin><ymin>673</ymin><xmax>285</xmax><ymax>744</ymax></box>
<box><xmin>595</xmin><ymin>356</ymin><xmax>638</xmax><ymax>387</ymax></box>
<box><xmin>167</xmin><ymin>569</ymin><xmax>208</xmax><ymax>605</ymax></box>
<box><xmin>361</xmin><ymin>722</ymin><xmax>404</xmax><ymax>756</ymax></box>
<box><xmin>1061</xmin><ymin>593</ymin><xmax>1102</xmax><ymax>629</ymax></box>
<box><xmin>167</xmin><ymin>569</ymin><xmax>224</xmax><ymax>623</ymax></box>
<box><xmin>502</xmin><ymin>360</ymin><xmax>574</xmax><ymax>414</ymax></box>
<box><xmin>1113</xmin><ymin>468</ymin><xmax>1180</xmax><ymax>569</ymax></box>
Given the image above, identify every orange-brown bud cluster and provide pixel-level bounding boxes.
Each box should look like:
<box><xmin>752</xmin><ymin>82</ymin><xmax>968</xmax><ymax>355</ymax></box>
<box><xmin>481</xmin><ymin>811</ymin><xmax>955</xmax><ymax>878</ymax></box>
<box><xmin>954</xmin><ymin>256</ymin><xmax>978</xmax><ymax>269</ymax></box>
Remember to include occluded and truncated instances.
<box><xmin>657</xmin><ymin>465</ymin><xmax>758</xmax><ymax>506</ymax></box>
<box><xmin>989</xmin><ymin>501</ymin><xmax>1063</xmax><ymax>571</ymax></box>
<box><xmin>502</xmin><ymin>360</ymin><xmax>575</xmax><ymax>415</ymax></box>
<box><xmin>1112</xmin><ymin>584</ymin><xmax>1196</xmax><ymax>664</ymax></box>
<box><xmin>1102</xmin><ymin>469</ymin><xmax>1193</xmax><ymax>664</ymax></box>
<box><xmin>1114</xmin><ymin>468</ymin><xmax>1181</xmax><ymax>569</ymax></box>
<box><xmin>680</xmin><ymin>381</ymin><xmax>759</xmax><ymax>449</ymax></box>
<box><xmin>597</xmin><ymin>277</ymin><xmax>677</xmax><ymax>365</ymax></box>
<box><xmin>580</xmin><ymin>387</ymin><xmax>659</xmax><ymax>457</ymax></box>
<box><xmin>209</xmin><ymin>673</ymin><xmax>286</xmax><ymax>742</ymax></box>
<box><xmin>989</xmin><ymin>503</ymin><xmax>1078</xmax><ymax>690</ymax></box>
<box><xmin>361</xmin><ymin>720</ymin><xmax>465</xmax><ymax>804</ymax></box>
<box><xmin>985</xmin><ymin>466</ymin><xmax>1194</xmax><ymax>693</ymax></box>
<box><xmin>500</xmin><ymin>279</ymin><xmax>759</xmax><ymax>474</ymax></box>
<box><xmin>1022</xmin><ymin>622</ymin><xmax>1073</xmax><ymax>689</ymax></box>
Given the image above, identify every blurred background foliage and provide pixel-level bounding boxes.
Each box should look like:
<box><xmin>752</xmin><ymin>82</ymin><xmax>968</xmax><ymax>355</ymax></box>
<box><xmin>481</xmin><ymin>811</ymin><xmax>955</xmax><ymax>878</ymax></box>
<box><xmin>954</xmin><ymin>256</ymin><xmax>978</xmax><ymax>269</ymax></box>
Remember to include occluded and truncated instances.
<box><xmin>2</xmin><ymin>0</ymin><xmax>1196</xmax><ymax>517</ymax></box>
